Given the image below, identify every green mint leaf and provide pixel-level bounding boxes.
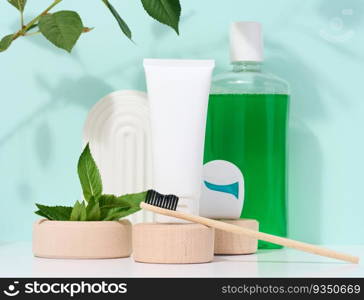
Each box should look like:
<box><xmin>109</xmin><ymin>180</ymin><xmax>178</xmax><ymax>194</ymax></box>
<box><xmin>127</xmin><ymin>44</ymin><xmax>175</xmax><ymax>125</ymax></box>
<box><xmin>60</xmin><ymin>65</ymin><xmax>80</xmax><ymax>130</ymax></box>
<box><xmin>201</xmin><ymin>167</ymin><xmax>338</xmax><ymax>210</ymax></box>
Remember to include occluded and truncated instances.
<box><xmin>70</xmin><ymin>201</ymin><xmax>87</xmax><ymax>221</ymax></box>
<box><xmin>34</xmin><ymin>210</ymin><xmax>50</xmax><ymax>219</ymax></box>
<box><xmin>102</xmin><ymin>0</ymin><xmax>132</xmax><ymax>40</ymax></box>
<box><xmin>77</xmin><ymin>143</ymin><xmax>102</xmax><ymax>202</ymax></box>
<box><xmin>0</xmin><ymin>34</ymin><xmax>14</xmax><ymax>52</ymax></box>
<box><xmin>99</xmin><ymin>192</ymin><xmax>147</xmax><ymax>220</ymax></box>
<box><xmin>39</xmin><ymin>10</ymin><xmax>83</xmax><ymax>52</ymax></box>
<box><xmin>102</xmin><ymin>207</ymin><xmax>135</xmax><ymax>221</ymax></box>
<box><xmin>118</xmin><ymin>191</ymin><xmax>147</xmax><ymax>210</ymax></box>
<box><xmin>34</xmin><ymin>192</ymin><xmax>146</xmax><ymax>221</ymax></box>
<box><xmin>7</xmin><ymin>0</ymin><xmax>27</xmax><ymax>12</ymax></box>
<box><xmin>69</xmin><ymin>201</ymin><xmax>80</xmax><ymax>221</ymax></box>
<box><xmin>99</xmin><ymin>194</ymin><xmax>130</xmax><ymax>220</ymax></box>
<box><xmin>141</xmin><ymin>0</ymin><xmax>181</xmax><ymax>34</ymax></box>
<box><xmin>86</xmin><ymin>196</ymin><xmax>101</xmax><ymax>221</ymax></box>
<box><xmin>35</xmin><ymin>204</ymin><xmax>73</xmax><ymax>220</ymax></box>
<box><xmin>99</xmin><ymin>194</ymin><xmax>131</xmax><ymax>209</ymax></box>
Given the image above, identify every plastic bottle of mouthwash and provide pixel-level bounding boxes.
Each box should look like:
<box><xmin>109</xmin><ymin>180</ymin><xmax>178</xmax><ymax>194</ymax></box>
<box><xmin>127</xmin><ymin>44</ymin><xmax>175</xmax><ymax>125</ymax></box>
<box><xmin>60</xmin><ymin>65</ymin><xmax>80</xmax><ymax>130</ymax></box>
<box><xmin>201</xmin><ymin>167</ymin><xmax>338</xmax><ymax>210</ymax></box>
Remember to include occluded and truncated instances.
<box><xmin>202</xmin><ymin>22</ymin><xmax>289</xmax><ymax>249</ymax></box>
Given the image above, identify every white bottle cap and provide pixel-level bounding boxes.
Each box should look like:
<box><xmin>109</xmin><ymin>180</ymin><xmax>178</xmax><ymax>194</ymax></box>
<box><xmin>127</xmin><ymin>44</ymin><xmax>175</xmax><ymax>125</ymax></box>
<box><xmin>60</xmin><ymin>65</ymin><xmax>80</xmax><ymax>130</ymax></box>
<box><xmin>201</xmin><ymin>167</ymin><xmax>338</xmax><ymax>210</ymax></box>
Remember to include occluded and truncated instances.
<box><xmin>230</xmin><ymin>22</ymin><xmax>263</xmax><ymax>62</ymax></box>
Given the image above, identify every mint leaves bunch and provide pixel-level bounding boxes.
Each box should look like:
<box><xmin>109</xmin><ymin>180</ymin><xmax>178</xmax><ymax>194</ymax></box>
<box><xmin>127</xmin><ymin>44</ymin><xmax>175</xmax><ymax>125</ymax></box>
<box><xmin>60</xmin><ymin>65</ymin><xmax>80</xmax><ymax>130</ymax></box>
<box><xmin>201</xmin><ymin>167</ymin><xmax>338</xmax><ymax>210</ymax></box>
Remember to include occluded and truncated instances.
<box><xmin>35</xmin><ymin>144</ymin><xmax>147</xmax><ymax>221</ymax></box>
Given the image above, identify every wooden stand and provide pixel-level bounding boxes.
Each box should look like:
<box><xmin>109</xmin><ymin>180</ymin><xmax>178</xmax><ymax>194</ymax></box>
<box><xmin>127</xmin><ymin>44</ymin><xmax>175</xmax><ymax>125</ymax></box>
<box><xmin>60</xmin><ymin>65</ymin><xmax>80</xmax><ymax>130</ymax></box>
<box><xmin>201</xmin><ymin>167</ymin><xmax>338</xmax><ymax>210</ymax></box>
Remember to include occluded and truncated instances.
<box><xmin>214</xmin><ymin>219</ymin><xmax>259</xmax><ymax>255</ymax></box>
<box><xmin>141</xmin><ymin>203</ymin><xmax>359</xmax><ymax>263</ymax></box>
<box><xmin>132</xmin><ymin>223</ymin><xmax>214</xmax><ymax>264</ymax></box>
<box><xmin>33</xmin><ymin>219</ymin><xmax>132</xmax><ymax>259</ymax></box>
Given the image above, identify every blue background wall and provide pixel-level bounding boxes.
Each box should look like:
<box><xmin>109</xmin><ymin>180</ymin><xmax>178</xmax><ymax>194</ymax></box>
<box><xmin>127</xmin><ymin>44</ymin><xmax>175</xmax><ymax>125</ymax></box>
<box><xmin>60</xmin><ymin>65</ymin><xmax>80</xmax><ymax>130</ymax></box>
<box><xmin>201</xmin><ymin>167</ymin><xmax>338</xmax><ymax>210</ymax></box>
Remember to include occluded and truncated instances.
<box><xmin>1</xmin><ymin>0</ymin><xmax>363</xmax><ymax>244</ymax></box>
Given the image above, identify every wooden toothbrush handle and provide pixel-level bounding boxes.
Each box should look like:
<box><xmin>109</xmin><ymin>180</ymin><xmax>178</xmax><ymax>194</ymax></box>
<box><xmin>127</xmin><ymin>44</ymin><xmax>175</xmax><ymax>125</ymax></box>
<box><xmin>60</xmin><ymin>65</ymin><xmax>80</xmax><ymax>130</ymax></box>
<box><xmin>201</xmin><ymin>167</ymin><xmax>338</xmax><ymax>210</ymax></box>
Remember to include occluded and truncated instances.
<box><xmin>140</xmin><ymin>202</ymin><xmax>359</xmax><ymax>264</ymax></box>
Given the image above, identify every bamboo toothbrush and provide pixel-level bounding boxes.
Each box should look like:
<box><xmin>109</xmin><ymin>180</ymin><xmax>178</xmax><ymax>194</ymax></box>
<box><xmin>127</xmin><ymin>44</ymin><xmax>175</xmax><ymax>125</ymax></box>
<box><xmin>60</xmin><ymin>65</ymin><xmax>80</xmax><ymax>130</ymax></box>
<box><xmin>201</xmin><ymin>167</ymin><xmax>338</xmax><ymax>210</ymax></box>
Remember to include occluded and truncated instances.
<box><xmin>140</xmin><ymin>190</ymin><xmax>360</xmax><ymax>264</ymax></box>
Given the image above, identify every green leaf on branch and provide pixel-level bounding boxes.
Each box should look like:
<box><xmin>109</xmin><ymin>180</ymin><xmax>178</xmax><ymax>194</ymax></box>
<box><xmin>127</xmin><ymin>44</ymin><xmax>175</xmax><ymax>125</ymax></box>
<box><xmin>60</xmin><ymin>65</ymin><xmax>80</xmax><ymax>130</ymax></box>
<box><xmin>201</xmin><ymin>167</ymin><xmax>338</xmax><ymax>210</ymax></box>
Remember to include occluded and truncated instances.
<box><xmin>38</xmin><ymin>10</ymin><xmax>83</xmax><ymax>52</ymax></box>
<box><xmin>26</xmin><ymin>24</ymin><xmax>38</xmax><ymax>32</ymax></box>
<box><xmin>83</xmin><ymin>27</ymin><xmax>94</xmax><ymax>33</ymax></box>
<box><xmin>102</xmin><ymin>0</ymin><xmax>132</xmax><ymax>40</ymax></box>
<box><xmin>77</xmin><ymin>143</ymin><xmax>102</xmax><ymax>202</ymax></box>
<box><xmin>35</xmin><ymin>204</ymin><xmax>73</xmax><ymax>220</ymax></box>
<box><xmin>0</xmin><ymin>34</ymin><xmax>14</xmax><ymax>52</ymax></box>
<box><xmin>7</xmin><ymin>0</ymin><xmax>27</xmax><ymax>12</ymax></box>
<box><xmin>141</xmin><ymin>0</ymin><xmax>181</xmax><ymax>34</ymax></box>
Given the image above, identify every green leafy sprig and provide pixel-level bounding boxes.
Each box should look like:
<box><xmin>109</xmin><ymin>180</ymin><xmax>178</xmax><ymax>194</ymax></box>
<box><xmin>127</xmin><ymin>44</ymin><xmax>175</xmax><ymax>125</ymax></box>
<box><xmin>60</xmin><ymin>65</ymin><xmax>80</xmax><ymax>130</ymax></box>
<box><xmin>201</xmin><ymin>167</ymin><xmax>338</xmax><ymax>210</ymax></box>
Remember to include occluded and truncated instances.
<box><xmin>1</xmin><ymin>0</ymin><xmax>181</xmax><ymax>53</ymax></box>
<box><xmin>35</xmin><ymin>143</ymin><xmax>147</xmax><ymax>221</ymax></box>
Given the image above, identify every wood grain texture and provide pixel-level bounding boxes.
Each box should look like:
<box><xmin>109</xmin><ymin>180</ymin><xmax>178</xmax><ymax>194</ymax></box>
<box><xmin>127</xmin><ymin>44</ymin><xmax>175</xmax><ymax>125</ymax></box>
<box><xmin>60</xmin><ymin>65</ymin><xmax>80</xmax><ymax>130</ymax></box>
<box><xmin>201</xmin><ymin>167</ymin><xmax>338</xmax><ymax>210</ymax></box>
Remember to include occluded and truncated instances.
<box><xmin>132</xmin><ymin>223</ymin><xmax>214</xmax><ymax>264</ymax></box>
<box><xmin>214</xmin><ymin>219</ymin><xmax>258</xmax><ymax>254</ymax></box>
<box><xmin>32</xmin><ymin>219</ymin><xmax>132</xmax><ymax>259</ymax></box>
<box><xmin>141</xmin><ymin>202</ymin><xmax>359</xmax><ymax>264</ymax></box>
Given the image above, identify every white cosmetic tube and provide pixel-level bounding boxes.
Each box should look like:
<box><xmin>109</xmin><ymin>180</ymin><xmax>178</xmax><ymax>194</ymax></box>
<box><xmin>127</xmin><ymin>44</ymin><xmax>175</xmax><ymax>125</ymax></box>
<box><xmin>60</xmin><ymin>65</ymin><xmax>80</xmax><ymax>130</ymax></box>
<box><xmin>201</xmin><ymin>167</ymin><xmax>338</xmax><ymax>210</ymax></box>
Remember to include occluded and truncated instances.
<box><xmin>144</xmin><ymin>59</ymin><xmax>215</xmax><ymax>220</ymax></box>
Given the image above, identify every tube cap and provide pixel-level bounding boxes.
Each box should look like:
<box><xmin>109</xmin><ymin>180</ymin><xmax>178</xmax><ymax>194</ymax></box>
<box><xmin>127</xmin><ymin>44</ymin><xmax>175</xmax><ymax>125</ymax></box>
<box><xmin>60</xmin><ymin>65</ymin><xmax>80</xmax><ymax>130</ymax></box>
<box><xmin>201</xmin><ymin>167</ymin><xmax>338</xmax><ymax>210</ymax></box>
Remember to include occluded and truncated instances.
<box><xmin>230</xmin><ymin>21</ymin><xmax>263</xmax><ymax>62</ymax></box>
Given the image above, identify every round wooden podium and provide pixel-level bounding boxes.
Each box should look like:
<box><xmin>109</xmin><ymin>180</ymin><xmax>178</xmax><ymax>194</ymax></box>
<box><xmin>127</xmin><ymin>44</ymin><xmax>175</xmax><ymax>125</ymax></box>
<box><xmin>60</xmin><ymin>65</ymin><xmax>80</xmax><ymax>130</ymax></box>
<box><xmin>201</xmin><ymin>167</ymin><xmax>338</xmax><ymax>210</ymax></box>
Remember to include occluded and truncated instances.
<box><xmin>133</xmin><ymin>223</ymin><xmax>214</xmax><ymax>264</ymax></box>
<box><xmin>214</xmin><ymin>219</ymin><xmax>259</xmax><ymax>254</ymax></box>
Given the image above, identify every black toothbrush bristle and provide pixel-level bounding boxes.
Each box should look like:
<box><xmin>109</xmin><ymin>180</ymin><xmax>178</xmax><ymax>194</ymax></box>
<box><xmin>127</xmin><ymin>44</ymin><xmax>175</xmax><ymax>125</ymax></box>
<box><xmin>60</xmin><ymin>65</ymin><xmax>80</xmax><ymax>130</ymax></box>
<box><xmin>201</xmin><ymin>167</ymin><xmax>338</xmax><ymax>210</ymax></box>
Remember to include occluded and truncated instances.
<box><xmin>145</xmin><ymin>190</ymin><xmax>179</xmax><ymax>210</ymax></box>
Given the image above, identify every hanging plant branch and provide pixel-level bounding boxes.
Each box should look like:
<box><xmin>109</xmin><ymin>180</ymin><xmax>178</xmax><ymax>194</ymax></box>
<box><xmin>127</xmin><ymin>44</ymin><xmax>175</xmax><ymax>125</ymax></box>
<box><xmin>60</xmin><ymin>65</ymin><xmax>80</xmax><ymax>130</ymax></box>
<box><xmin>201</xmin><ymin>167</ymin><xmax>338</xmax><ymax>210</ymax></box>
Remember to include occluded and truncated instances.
<box><xmin>102</xmin><ymin>0</ymin><xmax>132</xmax><ymax>41</ymax></box>
<box><xmin>38</xmin><ymin>10</ymin><xmax>84</xmax><ymax>52</ymax></box>
<box><xmin>141</xmin><ymin>0</ymin><xmax>181</xmax><ymax>34</ymax></box>
<box><xmin>1</xmin><ymin>0</ymin><xmax>182</xmax><ymax>53</ymax></box>
<box><xmin>7</xmin><ymin>0</ymin><xmax>27</xmax><ymax>27</ymax></box>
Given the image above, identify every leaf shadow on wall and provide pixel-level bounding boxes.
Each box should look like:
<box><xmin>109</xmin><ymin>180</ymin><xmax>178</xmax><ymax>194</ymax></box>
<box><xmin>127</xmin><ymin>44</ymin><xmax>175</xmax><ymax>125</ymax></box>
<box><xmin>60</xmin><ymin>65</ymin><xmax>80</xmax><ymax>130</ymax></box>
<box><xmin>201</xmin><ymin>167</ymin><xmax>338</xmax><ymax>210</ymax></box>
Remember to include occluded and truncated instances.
<box><xmin>34</xmin><ymin>121</ymin><xmax>53</xmax><ymax>169</ymax></box>
<box><xmin>32</xmin><ymin>74</ymin><xmax>114</xmax><ymax>172</ymax></box>
<box><xmin>17</xmin><ymin>181</ymin><xmax>34</xmax><ymax>204</ymax></box>
<box><xmin>100</xmin><ymin>10</ymin><xmax>198</xmax><ymax>92</ymax></box>
<box><xmin>0</xmin><ymin>74</ymin><xmax>113</xmax><ymax>207</ymax></box>
<box><xmin>0</xmin><ymin>75</ymin><xmax>113</xmax><ymax>146</ymax></box>
<box><xmin>14</xmin><ymin>121</ymin><xmax>53</xmax><ymax>205</ymax></box>
<box><xmin>265</xmin><ymin>40</ymin><xmax>324</xmax><ymax>244</ymax></box>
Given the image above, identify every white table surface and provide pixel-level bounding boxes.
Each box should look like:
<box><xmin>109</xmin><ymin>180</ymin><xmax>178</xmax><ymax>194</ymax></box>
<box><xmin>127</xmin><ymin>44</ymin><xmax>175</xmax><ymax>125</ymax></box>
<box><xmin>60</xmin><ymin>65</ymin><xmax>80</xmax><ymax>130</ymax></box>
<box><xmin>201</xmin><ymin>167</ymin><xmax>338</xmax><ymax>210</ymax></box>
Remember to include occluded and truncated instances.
<box><xmin>0</xmin><ymin>242</ymin><xmax>363</xmax><ymax>278</ymax></box>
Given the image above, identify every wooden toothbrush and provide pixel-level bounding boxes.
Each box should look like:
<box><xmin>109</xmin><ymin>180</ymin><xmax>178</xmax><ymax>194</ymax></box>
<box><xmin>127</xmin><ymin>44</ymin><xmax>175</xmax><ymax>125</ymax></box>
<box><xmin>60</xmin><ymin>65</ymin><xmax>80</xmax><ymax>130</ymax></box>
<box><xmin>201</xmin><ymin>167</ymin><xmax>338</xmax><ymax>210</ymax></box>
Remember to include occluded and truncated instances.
<box><xmin>140</xmin><ymin>190</ymin><xmax>360</xmax><ymax>264</ymax></box>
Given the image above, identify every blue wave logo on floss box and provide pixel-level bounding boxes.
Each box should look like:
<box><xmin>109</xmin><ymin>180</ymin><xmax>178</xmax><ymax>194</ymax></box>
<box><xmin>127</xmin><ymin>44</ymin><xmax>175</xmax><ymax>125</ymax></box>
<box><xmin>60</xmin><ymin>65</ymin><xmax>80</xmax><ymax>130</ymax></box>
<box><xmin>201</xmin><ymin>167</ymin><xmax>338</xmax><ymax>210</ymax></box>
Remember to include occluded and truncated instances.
<box><xmin>200</xmin><ymin>160</ymin><xmax>244</xmax><ymax>219</ymax></box>
<box><xmin>203</xmin><ymin>181</ymin><xmax>239</xmax><ymax>199</ymax></box>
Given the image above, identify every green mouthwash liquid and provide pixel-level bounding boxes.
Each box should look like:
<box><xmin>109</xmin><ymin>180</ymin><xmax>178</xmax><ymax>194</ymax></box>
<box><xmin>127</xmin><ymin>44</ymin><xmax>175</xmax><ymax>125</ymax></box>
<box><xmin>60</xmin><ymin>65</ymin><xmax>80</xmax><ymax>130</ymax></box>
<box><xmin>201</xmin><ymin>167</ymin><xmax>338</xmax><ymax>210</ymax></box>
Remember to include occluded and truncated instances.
<box><xmin>200</xmin><ymin>22</ymin><xmax>290</xmax><ymax>249</ymax></box>
<box><xmin>203</xmin><ymin>93</ymin><xmax>289</xmax><ymax>249</ymax></box>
